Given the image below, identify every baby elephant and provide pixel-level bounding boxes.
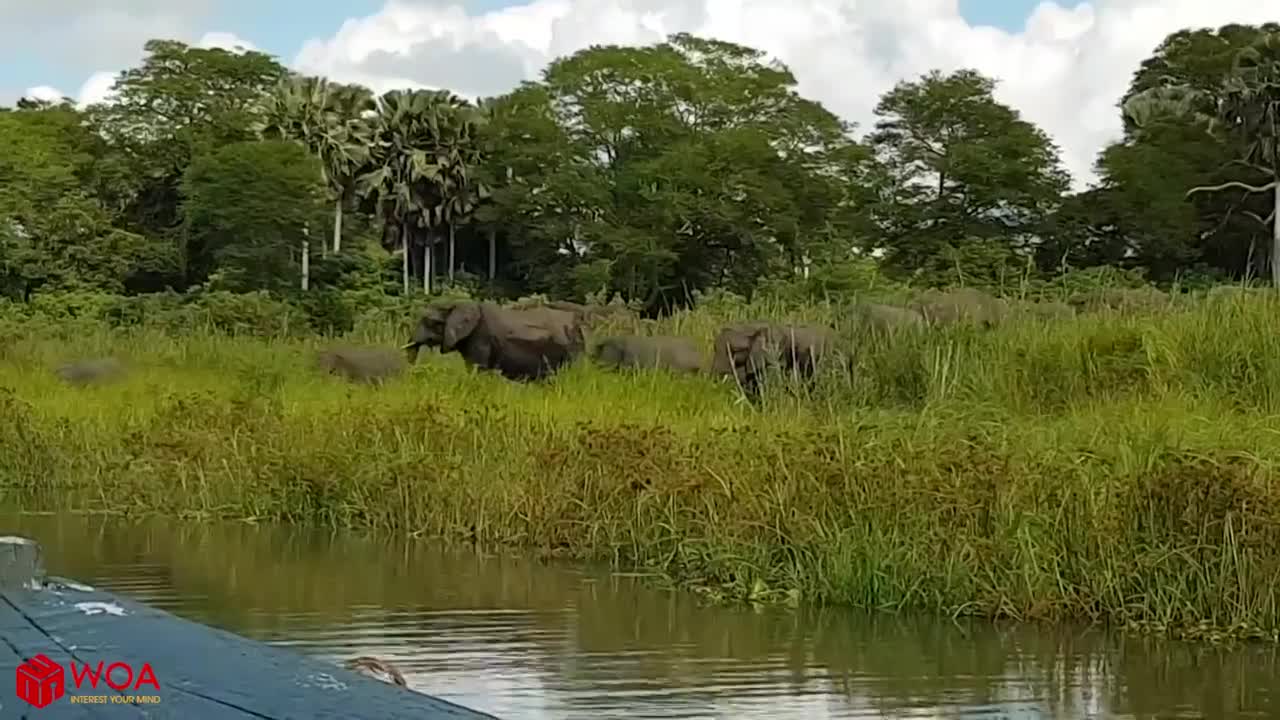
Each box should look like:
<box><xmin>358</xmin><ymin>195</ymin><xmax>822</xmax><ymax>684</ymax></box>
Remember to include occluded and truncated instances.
<box><xmin>710</xmin><ymin>322</ymin><xmax>841</xmax><ymax>395</ymax></box>
<box><xmin>316</xmin><ymin>347</ymin><xmax>406</xmax><ymax>385</ymax></box>
<box><xmin>54</xmin><ymin>357</ymin><xmax>125</xmax><ymax>387</ymax></box>
<box><xmin>591</xmin><ymin>335</ymin><xmax>705</xmax><ymax>374</ymax></box>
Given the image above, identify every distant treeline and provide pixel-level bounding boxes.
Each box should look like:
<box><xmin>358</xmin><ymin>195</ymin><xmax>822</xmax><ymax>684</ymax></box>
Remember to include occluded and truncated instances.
<box><xmin>2</xmin><ymin>24</ymin><xmax>1278</xmax><ymax>316</ymax></box>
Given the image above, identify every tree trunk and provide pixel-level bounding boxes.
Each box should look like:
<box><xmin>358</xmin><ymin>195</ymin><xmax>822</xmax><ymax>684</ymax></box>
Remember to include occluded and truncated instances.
<box><xmin>333</xmin><ymin>200</ymin><xmax>343</xmax><ymax>254</ymax></box>
<box><xmin>448</xmin><ymin>223</ymin><xmax>456</xmax><ymax>282</ymax></box>
<box><xmin>301</xmin><ymin>225</ymin><xmax>310</xmax><ymax>292</ymax></box>
<box><xmin>401</xmin><ymin>224</ymin><xmax>410</xmax><ymax>295</ymax></box>
<box><xmin>1272</xmin><ymin>180</ymin><xmax>1280</xmax><ymax>288</ymax></box>
<box><xmin>487</xmin><ymin>228</ymin><xmax>496</xmax><ymax>281</ymax></box>
<box><xmin>423</xmin><ymin>237</ymin><xmax>432</xmax><ymax>294</ymax></box>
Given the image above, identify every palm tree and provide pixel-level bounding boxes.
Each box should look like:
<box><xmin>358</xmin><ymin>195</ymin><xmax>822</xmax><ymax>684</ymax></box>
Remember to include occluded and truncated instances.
<box><xmin>358</xmin><ymin>89</ymin><xmax>438</xmax><ymax>293</ymax></box>
<box><xmin>431</xmin><ymin>97</ymin><xmax>490</xmax><ymax>283</ymax></box>
<box><xmin>357</xmin><ymin>88</ymin><xmax>490</xmax><ymax>294</ymax></box>
<box><xmin>255</xmin><ymin>75</ymin><xmax>374</xmax><ymax>256</ymax></box>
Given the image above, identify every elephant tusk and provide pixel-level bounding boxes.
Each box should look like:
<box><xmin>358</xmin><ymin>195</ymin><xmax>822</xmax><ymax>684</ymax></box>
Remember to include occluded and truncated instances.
<box><xmin>400</xmin><ymin>342</ymin><xmax>417</xmax><ymax>350</ymax></box>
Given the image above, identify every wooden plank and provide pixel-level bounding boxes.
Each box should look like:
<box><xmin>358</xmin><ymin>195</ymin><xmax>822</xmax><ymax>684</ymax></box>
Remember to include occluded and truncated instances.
<box><xmin>0</xmin><ymin>537</ymin><xmax>500</xmax><ymax>719</ymax></box>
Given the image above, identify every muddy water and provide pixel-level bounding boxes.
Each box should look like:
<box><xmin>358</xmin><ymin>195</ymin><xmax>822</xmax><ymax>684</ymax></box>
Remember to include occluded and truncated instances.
<box><xmin>2</xmin><ymin>512</ymin><xmax>1276</xmax><ymax>719</ymax></box>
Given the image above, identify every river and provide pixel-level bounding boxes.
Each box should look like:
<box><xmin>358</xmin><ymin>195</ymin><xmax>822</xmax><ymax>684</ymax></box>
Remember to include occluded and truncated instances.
<box><xmin>2</xmin><ymin>512</ymin><xmax>1275</xmax><ymax>719</ymax></box>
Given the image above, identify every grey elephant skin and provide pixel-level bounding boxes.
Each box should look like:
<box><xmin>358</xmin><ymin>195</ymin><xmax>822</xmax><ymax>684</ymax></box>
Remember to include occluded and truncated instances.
<box><xmin>849</xmin><ymin>302</ymin><xmax>926</xmax><ymax>336</ymax></box>
<box><xmin>403</xmin><ymin>300</ymin><xmax>586</xmax><ymax>381</ymax></box>
<box><xmin>54</xmin><ymin>358</ymin><xmax>125</xmax><ymax>387</ymax></box>
<box><xmin>591</xmin><ymin>335</ymin><xmax>705</xmax><ymax>374</ymax></box>
<box><xmin>710</xmin><ymin>322</ymin><xmax>839</xmax><ymax>394</ymax></box>
<box><xmin>909</xmin><ymin>288</ymin><xmax>1009</xmax><ymax>329</ymax></box>
<box><xmin>316</xmin><ymin>347</ymin><xmax>406</xmax><ymax>385</ymax></box>
<box><xmin>530</xmin><ymin>300</ymin><xmax>637</xmax><ymax>326</ymax></box>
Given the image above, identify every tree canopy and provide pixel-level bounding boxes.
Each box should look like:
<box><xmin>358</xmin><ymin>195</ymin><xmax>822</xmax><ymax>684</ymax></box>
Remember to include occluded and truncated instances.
<box><xmin>3</xmin><ymin>26</ymin><xmax>1279</xmax><ymax>316</ymax></box>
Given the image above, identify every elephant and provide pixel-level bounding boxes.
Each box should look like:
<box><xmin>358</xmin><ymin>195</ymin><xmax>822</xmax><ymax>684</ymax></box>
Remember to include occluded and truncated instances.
<box><xmin>591</xmin><ymin>335</ymin><xmax>705</xmax><ymax>374</ymax></box>
<box><xmin>402</xmin><ymin>300</ymin><xmax>586</xmax><ymax>381</ymax></box>
<box><xmin>849</xmin><ymin>302</ymin><xmax>927</xmax><ymax>337</ymax></box>
<box><xmin>709</xmin><ymin>322</ymin><xmax>841</xmax><ymax>394</ymax></box>
<box><xmin>531</xmin><ymin>299</ymin><xmax>637</xmax><ymax>326</ymax></box>
<box><xmin>909</xmin><ymin>287</ymin><xmax>1009</xmax><ymax>329</ymax></box>
<box><xmin>54</xmin><ymin>357</ymin><xmax>125</xmax><ymax>387</ymax></box>
<box><xmin>316</xmin><ymin>347</ymin><xmax>406</xmax><ymax>385</ymax></box>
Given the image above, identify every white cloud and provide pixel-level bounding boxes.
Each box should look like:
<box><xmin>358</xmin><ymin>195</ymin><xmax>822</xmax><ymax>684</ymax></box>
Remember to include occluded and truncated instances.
<box><xmin>76</xmin><ymin>72</ymin><xmax>119</xmax><ymax>106</ymax></box>
<box><xmin>290</xmin><ymin>0</ymin><xmax>1276</xmax><ymax>190</ymax></box>
<box><xmin>23</xmin><ymin>85</ymin><xmax>66</xmax><ymax>103</ymax></box>
<box><xmin>196</xmin><ymin>31</ymin><xmax>258</xmax><ymax>53</ymax></box>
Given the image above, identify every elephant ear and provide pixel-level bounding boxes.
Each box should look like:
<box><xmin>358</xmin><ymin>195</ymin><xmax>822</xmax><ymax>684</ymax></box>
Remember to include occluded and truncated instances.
<box><xmin>443</xmin><ymin>303</ymin><xmax>483</xmax><ymax>350</ymax></box>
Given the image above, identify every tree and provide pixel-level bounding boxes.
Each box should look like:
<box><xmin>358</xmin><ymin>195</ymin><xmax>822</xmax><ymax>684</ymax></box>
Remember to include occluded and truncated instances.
<box><xmin>474</xmin><ymin>83</ymin><xmax>610</xmax><ymax>294</ymax></box>
<box><xmin>868</xmin><ymin>69</ymin><xmax>1070</xmax><ymax>286</ymax></box>
<box><xmin>181</xmin><ymin>140</ymin><xmax>327</xmax><ymax>293</ymax></box>
<box><xmin>500</xmin><ymin>33</ymin><xmax>874</xmax><ymax>308</ymax></box>
<box><xmin>0</xmin><ymin>104</ymin><xmax>154</xmax><ymax>298</ymax></box>
<box><xmin>255</xmin><ymin>76</ymin><xmax>375</xmax><ymax>256</ymax></box>
<box><xmin>86</xmin><ymin>39</ymin><xmax>289</xmax><ymax>285</ymax></box>
<box><xmin>1123</xmin><ymin>26</ymin><xmax>1280</xmax><ymax>284</ymax></box>
<box><xmin>357</xmin><ymin>88</ymin><xmax>488</xmax><ymax>295</ymax></box>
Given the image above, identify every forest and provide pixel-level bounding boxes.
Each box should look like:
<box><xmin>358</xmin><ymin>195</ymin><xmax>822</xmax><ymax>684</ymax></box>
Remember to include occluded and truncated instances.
<box><xmin>2</xmin><ymin>23</ymin><xmax>1277</xmax><ymax>326</ymax></box>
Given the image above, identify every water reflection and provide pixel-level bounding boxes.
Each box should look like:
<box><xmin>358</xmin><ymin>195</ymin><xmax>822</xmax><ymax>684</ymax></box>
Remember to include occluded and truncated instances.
<box><xmin>2</xmin><ymin>512</ymin><xmax>1275</xmax><ymax>719</ymax></box>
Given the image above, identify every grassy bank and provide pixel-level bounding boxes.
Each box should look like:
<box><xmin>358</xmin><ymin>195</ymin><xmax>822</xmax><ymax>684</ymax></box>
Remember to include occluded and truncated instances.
<box><xmin>2</xmin><ymin>289</ymin><xmax>1280</xmax><ymax>643</ymax></box>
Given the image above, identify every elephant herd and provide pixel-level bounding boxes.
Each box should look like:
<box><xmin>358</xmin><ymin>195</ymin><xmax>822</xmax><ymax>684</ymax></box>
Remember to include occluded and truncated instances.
<box><xmin>340</xmin><ymin>286</ymin><xmax>1039</xmax><ymax>395</ymax></box>
<box><xmin>46</xmin><ymin>287</ymin><xmax>1090</xmax><ymax>395</ymax></box>
<box><xmin>388</xmin><ymin>297</ymin><xmax>847</xmax><ymax>395</ymax></box>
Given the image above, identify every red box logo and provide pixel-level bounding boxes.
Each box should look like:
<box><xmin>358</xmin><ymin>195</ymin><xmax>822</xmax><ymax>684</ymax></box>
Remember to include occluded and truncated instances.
<box><xmin>16</xmin><ymin>654</ymin><xmax>65</xmax><ymax>708</ymax></box>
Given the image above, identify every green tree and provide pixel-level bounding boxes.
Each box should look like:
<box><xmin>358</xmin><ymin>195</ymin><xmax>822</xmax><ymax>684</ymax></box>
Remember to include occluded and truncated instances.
<box><xmin>181</xmin><ymin>140</ymin><xmax>327</xmax><ymax>293</ymax></box>
<box><xmin>0</xmin><ymin>103</ymin><xmax>153</xmax><ymax>298</ymax></box>
<box><xmin>474</xmin><ymin>84</ymin><xmax>610</xmax><ymax>294</ymax></box>
<box><xmin>358</xmin><ymin>88</ymin><xmax>488</xmax><ymax>295</ymax></box>
<box><xmin>255</xmin><ymin>75</ymin><xmax>375</xmax><ymax>256</ymax></box>
<box><xmin>501</xmin><ymin>33</ymin><xmax>873</xmax><ymax>308</ymax></box>
<box><xmin>868</xmin><ymin>69</ymin><xmax>1070</xmax><ymax>286</ymax></box>
<box><xmin>87</xmin><ymin>39</ymin><xmax>289</xmax><ymax>286</ymax></box>
<box><xmin>1095</xmin><ymin>23</ymin><xmax>1280</xmax><ymax>282</ymax></box>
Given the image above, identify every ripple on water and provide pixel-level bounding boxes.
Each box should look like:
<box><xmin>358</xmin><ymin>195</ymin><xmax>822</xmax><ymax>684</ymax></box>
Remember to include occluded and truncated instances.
<box><xmin>7</xmin><ymin>514</ymin><xmax>1276</xmax><ymax>720</ymax></box>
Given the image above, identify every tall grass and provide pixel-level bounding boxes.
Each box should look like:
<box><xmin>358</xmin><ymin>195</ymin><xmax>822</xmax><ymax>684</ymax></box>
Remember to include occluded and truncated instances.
<box><xmin>2</xmin><ymin>289</ymin><xmax>1280</xmax><ymax>642</ymax></box>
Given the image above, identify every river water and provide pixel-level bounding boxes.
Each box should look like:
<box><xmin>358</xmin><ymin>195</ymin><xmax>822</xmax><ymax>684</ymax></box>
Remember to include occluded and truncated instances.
<box><xmin>2</xmin><ymin>512</ymin><xmax>1275</xmax><ymax>719</ymax></box>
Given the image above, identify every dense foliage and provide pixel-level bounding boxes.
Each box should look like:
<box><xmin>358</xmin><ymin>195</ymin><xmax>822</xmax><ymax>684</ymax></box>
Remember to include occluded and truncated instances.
<box><xmin>2</xmin><ymin>25</ymin><xmax>1279</xmax><ymax>316</ymax></box>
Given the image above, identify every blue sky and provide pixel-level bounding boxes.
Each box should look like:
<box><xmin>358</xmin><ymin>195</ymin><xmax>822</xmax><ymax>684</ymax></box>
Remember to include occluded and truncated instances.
<box><xmin>6</xmin><ymin>0</ymin><xmax>1049</xmax><ymax>102</ymax></box>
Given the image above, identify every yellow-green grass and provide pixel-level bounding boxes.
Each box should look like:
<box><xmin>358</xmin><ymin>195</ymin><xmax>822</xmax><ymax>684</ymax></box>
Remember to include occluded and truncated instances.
<box><xmin>3</xmin><ymin>289</ymin><xmax>1280</xmax><ymax>643</ymax></box>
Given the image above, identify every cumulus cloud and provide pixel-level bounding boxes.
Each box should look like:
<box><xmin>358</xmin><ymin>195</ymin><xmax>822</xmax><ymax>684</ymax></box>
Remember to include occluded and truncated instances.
<box><xmin>23</xmin><ymin>85</ymin><xmax>66</xmax><ymax>103</ymax></box>
<box><xmin>292</xmin><ymin>0</ymin><xmax>1275</xmax><ymax>190</ymax></box>
<box><xmin>76</xmin><ymin>72</ymin><xmax>119</xmax><ymax>106</ymax></box>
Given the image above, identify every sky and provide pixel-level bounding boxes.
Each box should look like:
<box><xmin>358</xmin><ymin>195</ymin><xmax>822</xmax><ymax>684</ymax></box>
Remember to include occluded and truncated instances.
<box><xmin>1</xmin><ymin>1</ymin><xmax>1272</xmax><ymax>189</ymax></box>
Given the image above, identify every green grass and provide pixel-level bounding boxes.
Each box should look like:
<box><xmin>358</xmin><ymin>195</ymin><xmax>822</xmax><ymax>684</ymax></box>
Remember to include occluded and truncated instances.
<box><xmin>3</xmin><ymin>289</ymin><xmax>1280</xmax><ymax>644</ymax></box>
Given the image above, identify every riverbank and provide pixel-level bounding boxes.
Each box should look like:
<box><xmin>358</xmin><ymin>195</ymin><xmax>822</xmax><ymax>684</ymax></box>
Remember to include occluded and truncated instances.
<box><xmin>3</xmin><ymin>290</ymin><xmax>1279</xmax><ymax>644</ymax></box>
